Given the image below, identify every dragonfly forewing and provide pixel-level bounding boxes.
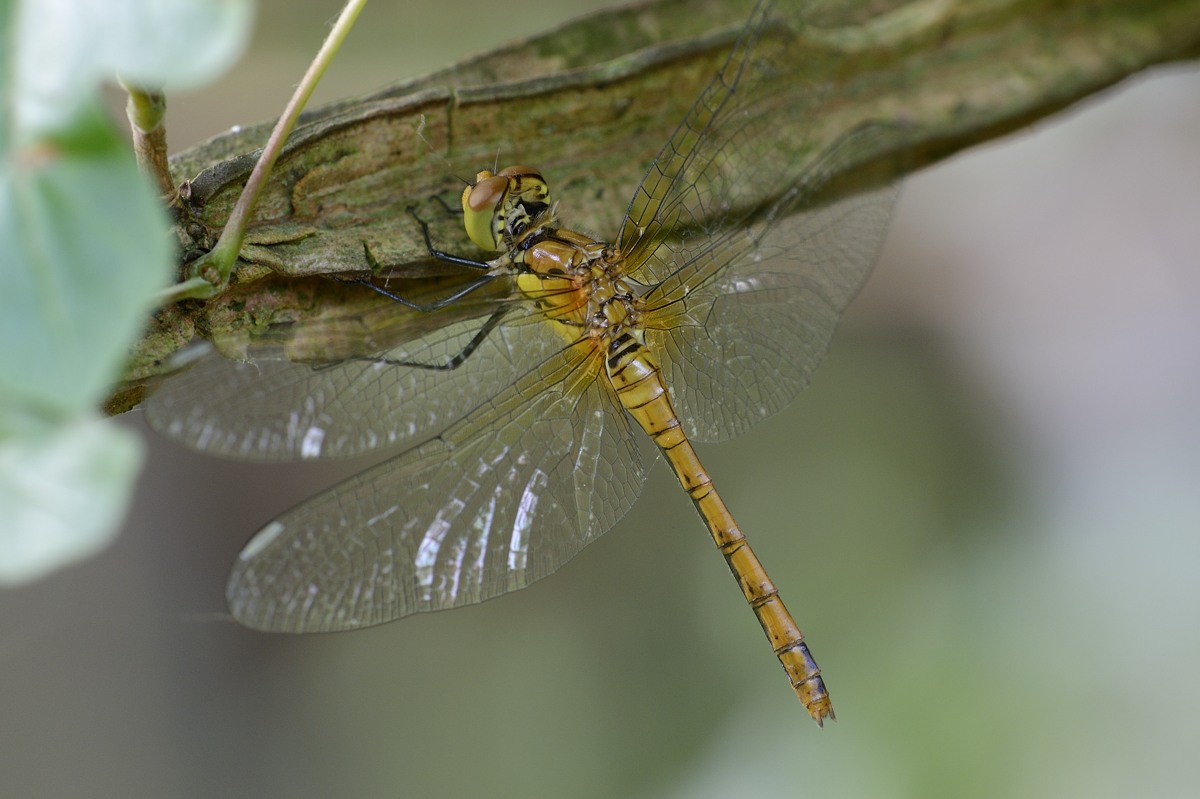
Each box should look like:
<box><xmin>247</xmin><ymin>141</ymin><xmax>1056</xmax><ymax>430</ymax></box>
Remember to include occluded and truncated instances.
<box><xmin>608</xmin><ymin>0</ymin><xmax>898</xmax><ymax>444</ymax></box>
<box><xmin>643</xmin><ymin>183</ymin><xmax>896</xmax><ymax>443</ymax></box>
<box><xmin>145</xmin><ymin>286</ymin><xmax>561</xmax><ymax>461</ymax></box>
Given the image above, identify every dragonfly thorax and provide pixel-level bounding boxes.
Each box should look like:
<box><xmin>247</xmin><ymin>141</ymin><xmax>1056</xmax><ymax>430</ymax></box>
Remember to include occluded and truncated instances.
<box><xmin>583</xmin><ymin>258</ymin><xmax>642</xmax><ymax>343</ymax></box>
<box><xmin>509</xmin><ymin>221</ymin><xmax>644</xmax><ymax>348</ymax></box>
<box><xmin>466</xmin><ymin>165</ymin><xmax>646</xmax><ymax>345</ymax></box>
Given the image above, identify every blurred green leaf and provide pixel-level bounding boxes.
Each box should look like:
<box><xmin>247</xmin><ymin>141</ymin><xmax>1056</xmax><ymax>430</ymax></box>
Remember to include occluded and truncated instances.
<box><xmin>0</xmin><ymin>409</ymin><xmax>142</xmax><ymax>585</ymax></box>
<box><xmin>13</xmin><ymin>0</ymin><xmax>253</xmax><ymax>137</ymax></box>
<box><xmin>1</xmin><ymin>0</ymin><xmax>253</xmax><ymax>582</ymax></box>
<box><xmin>0</xmin><ymin>106</ymin><xmax>172</xmax><ymax>414</ymax></box>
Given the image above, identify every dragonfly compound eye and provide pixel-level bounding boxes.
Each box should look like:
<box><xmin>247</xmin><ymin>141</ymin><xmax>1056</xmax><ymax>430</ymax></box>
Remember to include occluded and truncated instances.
<box><xmin>462</xmin><ymin>165</ymin><xmax>554</xmax><ymax>252</ymax></box>
<box><xmin>462</xmin><ymin>171</ymin><xmax>509</xmax><ymax>251</ymax></box>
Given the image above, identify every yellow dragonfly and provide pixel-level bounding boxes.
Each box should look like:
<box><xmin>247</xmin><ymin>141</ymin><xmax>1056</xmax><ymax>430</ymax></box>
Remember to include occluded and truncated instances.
<box><xmin>146</xmin><ymin>0</ymin><xmax>896</xmax><ymax>725</ymax></box>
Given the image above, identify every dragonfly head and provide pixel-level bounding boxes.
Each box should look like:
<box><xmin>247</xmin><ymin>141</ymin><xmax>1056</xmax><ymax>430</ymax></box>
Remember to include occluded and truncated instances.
<box><xmin>461</xmin><ymin>165</ymin><xmax>551</xmax><ymax>251</ymax></box>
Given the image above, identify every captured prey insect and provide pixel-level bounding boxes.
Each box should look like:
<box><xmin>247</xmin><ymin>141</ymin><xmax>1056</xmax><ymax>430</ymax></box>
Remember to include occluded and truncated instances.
<box><xmin>146</xmin><ymin>0</ymin><xmax>897</xmax><ymax>724</ymax></box>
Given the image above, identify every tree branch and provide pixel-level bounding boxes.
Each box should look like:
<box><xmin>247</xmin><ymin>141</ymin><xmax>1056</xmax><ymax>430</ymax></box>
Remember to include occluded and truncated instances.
<box><xmin>107</xmin><ymin>0</ymin><xmax>1200</xmax><ymax>414</ymax></box>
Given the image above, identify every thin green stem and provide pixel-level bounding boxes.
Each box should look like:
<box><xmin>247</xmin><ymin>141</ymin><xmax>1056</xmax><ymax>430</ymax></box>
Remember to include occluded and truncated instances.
<box><xmin>121</xmin><ymin>81</ymin><xmax>175</xmax><ymax>201</ymax></box>
<box><xmin>186</xmin><ymin>0</ymin><xmax>370</xmax><ymax>297</ymax></box>
<box><xmin>153</xmin><ymin>276</ymin><xmax>224</xmax><ymax>305</ymax></box>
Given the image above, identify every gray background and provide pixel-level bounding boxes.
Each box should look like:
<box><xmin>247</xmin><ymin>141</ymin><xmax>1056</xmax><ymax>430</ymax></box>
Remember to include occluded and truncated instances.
<box><xmin>4</xmin><ymin>1</ymin><xmax>1199</xmax><ymax>796</ymax></box>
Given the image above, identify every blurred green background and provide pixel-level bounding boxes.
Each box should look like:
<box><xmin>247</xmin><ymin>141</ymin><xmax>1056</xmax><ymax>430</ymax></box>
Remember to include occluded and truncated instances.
<box><xmin>4</xmin><ymin>1</ymin><xmax>1199</xmax><ymax>796</ymax></box>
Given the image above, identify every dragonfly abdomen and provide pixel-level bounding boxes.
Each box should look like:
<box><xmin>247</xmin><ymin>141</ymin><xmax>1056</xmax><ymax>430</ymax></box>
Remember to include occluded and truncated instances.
<box><xmin>606</xmin><ymin>337</ymin><xmax>835</xmax><ymax>725</ymax></box>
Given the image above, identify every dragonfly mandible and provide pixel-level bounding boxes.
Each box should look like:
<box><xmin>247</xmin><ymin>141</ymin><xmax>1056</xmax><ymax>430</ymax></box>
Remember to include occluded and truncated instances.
<box><xmin>146</xmin><ymin>0</ymin><xmax>897</xmax><ymax>725</ymax></box>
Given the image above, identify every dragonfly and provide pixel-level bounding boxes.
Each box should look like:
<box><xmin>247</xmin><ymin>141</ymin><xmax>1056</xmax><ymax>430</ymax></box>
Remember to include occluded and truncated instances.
<box><xmin>145</xmin><ymin>0</ymin><xmax>896</xmax><ymax>725</ymax></box>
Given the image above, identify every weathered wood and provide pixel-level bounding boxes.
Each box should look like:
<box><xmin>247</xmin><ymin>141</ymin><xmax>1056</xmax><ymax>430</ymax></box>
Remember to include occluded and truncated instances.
<box><xmin>109</xmin><ymin>0</ymin><xmax>1200</xmax><ymax>413</ymax></box>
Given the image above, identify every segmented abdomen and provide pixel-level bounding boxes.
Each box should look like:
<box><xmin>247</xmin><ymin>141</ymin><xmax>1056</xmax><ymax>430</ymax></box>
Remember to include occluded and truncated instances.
<box><xmin>606</xmin><ymin>334</ymin><xmax>834</xmax><ymax>723</ymax></box>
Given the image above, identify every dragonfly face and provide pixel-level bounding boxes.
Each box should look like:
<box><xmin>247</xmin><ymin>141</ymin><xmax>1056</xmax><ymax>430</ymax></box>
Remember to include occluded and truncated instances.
<box><xmin>461</xmin><ymin>165</ymin><xmax>551</xmax><ymax>252</ymax></box>
<box><xmin>145</xmin><ymin>0</ymin><xmax>899</xmax><ymax>726</ymax></box>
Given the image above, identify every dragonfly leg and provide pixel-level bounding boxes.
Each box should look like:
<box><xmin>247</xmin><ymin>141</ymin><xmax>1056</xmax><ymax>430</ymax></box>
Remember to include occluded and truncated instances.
<box><xmin>346</xmin><ymin>308</ymin><xmax>508</xmax><ymax>372</ymax></box>
<box><xmin>428</xmin><ymin>192</ymin><xmax>462</xmax><ymax>218</ymax></box>
<box><xmin>339</xmin><ymin>236</ymin><xmax>497</xmax><ymax>312</ymax></box>
<box><xmin>339</xmin><ymin>270</ymin><xmax>499</xmax><ymax>312</ymax></box>
<box><xmin>408</xmin><ymin>205</ymin><xmax>491</xmax><ymax>271</ymax></box>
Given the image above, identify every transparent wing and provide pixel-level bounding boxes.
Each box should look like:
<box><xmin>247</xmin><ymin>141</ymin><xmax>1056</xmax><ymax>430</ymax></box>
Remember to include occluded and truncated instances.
<box><xmin>142</xmin><ymin>281</ymin><xmax>564</xmax><ymax>461</ymax></box>
<box><xmin>226</xmin><ymin>339</ymin><xmax>651</xmax><ymax>633</ymax></box>
<box><xmin>646</xmin><ymin>183</ymin><xmax>897</xmax><ymax>443</ymax></box>
<box><xmin>614</xmin><ymin>0</ymin><xmax>899</xmax><ymax>442</ymax></box>
<box><xmin>617</xmin><ymin>0</ymin><xmax>791</xmax><ymax>276</ymax></box>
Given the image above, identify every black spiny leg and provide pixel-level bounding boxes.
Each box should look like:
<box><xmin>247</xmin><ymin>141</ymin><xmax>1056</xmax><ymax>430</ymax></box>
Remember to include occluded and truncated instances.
<box><xmin>340</xmin><ymin>308</ymin><xmax>509</xmax><ymax>372</ymax></box>
<box><xmin>330</xmin><ymin>204</ymin><xmax>511</xmax><ymax>371</ymax></box>
<box><xmin>341</xmin><ymin>205</ymin><xmax>501</xmax><ymax>311</ymax></box>
<box><xmin>347</xmin><ymin>266</ymin><xmax>499</xmax><ymax>312</ymax></box>
<box><xmin>407</xmin><ymin>204</ymin><xmax>494</xmax><ymax>271</ymax></box>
